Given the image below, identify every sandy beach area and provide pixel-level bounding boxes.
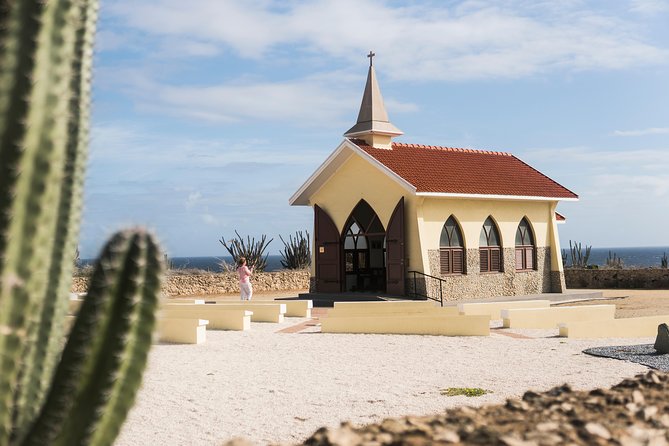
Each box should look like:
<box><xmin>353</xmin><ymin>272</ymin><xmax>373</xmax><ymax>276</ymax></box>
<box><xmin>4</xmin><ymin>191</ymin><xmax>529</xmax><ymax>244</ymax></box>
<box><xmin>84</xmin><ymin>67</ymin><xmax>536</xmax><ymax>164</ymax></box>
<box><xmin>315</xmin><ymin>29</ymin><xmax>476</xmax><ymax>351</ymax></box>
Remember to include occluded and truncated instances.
<box><xmin>115</xmin><ymin>289</ymin><xmax>668</xmax><ymax>446</ymax></box>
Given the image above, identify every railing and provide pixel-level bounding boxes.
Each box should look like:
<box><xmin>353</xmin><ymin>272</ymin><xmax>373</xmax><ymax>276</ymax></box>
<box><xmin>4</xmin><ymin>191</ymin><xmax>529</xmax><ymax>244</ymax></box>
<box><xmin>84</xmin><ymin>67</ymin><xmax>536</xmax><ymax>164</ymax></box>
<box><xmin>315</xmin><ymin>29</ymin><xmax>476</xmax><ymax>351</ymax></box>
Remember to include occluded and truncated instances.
<box><xmin>408</xmin><ymin>270</ymin><xmax>445</xmax><ymax>307</ymax></box>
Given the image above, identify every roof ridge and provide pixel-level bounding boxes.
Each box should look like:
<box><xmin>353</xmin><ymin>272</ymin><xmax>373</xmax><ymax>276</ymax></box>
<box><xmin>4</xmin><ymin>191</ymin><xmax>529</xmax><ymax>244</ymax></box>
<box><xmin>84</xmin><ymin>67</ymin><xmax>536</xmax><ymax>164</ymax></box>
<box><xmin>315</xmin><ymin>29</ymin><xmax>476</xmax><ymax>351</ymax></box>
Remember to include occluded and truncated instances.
<box><xmin>391</xmin><ymin>142</ymin><xmax>512</xmax><ymax>156</ymax></box>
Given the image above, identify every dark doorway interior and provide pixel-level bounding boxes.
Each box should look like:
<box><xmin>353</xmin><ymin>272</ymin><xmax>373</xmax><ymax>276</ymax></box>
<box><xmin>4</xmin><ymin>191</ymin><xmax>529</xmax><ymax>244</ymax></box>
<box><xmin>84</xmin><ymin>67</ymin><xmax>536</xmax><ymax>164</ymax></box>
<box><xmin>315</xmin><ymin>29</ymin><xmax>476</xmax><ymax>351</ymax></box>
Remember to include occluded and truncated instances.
<box><xmin>342</xmin><ymin>201</ymin><xmax>386</xmax><ymax>292</ymax></box>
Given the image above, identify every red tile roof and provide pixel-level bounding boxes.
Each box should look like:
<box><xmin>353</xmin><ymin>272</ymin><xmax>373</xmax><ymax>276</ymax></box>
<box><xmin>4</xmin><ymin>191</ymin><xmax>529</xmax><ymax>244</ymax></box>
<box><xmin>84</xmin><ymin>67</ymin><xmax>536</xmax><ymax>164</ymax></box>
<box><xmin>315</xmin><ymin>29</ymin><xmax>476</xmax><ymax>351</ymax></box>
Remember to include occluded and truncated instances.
<box><xmin>352</xmin><ymin>140</ymin><xmax>577</xmax><ymax>199</ymax></box>
<box><xmin>555</xmin><ymin>212</ymin><xmax>566</xmax><ymax>221</ymax></box>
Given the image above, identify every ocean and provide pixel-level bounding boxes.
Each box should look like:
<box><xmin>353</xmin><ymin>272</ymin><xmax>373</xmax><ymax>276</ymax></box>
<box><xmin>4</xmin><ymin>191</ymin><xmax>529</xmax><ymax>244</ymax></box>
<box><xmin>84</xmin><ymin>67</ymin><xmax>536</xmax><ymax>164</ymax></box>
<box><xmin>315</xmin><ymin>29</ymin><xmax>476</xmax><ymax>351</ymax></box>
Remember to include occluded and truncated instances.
<box><xmin>167</xmin><ymin>255</ymin><xmax>286</xmax><ymax>272</ymax></box>
<box><xmin>567</xmin><ymin>246</ymin><xmax>669</xmax><ymax>269</ymax></box>
<box><xmin>81</xmin><ymin>247</ymin><xmax>669</xmax><ymax>271</ymax></box>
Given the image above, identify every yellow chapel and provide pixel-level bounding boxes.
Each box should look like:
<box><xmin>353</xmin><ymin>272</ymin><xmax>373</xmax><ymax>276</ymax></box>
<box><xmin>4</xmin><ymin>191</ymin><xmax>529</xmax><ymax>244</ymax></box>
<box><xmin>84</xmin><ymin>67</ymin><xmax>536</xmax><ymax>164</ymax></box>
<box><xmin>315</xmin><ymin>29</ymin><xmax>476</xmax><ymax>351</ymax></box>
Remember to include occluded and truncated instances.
<box><xmin>290</xmin><ymin>56</ymin><xmax>577</xmax><ymax>300</ymax></box>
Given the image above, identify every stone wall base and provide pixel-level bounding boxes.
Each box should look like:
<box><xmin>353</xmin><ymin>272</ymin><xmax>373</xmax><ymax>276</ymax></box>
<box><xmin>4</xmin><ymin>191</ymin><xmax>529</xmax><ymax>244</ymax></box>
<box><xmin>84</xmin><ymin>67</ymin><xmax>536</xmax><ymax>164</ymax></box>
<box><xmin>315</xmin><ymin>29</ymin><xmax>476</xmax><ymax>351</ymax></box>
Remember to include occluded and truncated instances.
<box><xmin>72</xmin><ymin>270</ymin><xmax>310</xmax><ymax>297</ymax></box>
<box><xmin>421</xmin><ymin>247</ymin><xmax>554</xmax><ymax>301</ymax></box>
<box><xmin>565</xmin><ymin>269</ymin><xmax>669</xmax><ymax>289</ymax></box>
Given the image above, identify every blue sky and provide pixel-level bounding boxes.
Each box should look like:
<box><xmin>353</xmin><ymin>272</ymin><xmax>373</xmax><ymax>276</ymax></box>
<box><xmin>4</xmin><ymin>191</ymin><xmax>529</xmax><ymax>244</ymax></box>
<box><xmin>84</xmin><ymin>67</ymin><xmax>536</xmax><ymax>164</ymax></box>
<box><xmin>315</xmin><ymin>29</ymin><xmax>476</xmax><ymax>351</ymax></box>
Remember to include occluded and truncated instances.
<box><xmin>81</xmin><ymin>0</ymin><xmax>669</xmax><ymax>258</ymax></box>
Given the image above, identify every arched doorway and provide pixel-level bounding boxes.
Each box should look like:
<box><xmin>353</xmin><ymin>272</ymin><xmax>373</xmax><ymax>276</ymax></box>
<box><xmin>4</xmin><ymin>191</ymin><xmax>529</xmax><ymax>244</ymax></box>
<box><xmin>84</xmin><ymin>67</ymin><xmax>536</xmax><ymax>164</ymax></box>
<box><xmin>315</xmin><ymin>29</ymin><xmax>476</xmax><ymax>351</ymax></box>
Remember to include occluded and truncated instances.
<box><xmin>342</xmin><ymin>200</ymin><xmax>386</xmax><ymax>292</ymax></box>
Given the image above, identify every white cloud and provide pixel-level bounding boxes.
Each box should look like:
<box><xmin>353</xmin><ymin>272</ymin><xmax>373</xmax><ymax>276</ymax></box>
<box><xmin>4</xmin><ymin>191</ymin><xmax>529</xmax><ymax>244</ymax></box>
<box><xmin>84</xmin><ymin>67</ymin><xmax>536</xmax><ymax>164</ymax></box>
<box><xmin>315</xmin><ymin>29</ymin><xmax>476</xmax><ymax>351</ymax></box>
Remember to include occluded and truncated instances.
<box><xmin>521</xmin><ymin>146</ymin><xmax>669</xmax><ymax>167</ymax></box>
<box><xmin>593</xmin><ymin>173</ymin><xmax>669</xmax><ymax>197</ymax></box>
<box><xmin>630</xmin><ymin>0</ymin><xmax>669</xmax><ymax>14</ymax></box>
<box><xmin>107</xmin><ymin>0</ymin><xmax>669</xmax><ymax>81</ymax></box>
<box><xmin>186</xmin><ymin>192</ymin><xmax>202</xmax><ymax>208</ymax></box>
<box><xmin>613</xmin><ymin>127</ymin><xmax>669</xmax><ymax>136</ymax></box>
<box><xmin>98</xmin><ymin>66</ymin><xmax>417</xmax><ymax>126</ymax></box>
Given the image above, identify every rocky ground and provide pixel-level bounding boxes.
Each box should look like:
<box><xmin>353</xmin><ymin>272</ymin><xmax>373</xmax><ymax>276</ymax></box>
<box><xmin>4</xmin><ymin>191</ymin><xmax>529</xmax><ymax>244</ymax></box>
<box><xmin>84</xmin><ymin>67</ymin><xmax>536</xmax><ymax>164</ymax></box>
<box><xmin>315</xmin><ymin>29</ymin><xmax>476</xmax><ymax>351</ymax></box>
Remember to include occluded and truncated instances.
<box><xmin>288</xmin><ymin>371</ymin><xmax>669</xmax><ymax>446</ymax></box>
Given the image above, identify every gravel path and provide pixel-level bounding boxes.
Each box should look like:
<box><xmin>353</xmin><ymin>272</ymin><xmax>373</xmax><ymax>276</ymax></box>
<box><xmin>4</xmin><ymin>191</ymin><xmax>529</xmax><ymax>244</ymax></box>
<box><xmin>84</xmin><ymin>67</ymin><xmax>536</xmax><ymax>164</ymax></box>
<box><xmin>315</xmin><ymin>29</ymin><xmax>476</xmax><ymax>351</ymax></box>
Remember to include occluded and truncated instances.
<box><xmin>114</xmin><ymin>316</ymin><xmax>650</xmax><ymax>446</ymax></box>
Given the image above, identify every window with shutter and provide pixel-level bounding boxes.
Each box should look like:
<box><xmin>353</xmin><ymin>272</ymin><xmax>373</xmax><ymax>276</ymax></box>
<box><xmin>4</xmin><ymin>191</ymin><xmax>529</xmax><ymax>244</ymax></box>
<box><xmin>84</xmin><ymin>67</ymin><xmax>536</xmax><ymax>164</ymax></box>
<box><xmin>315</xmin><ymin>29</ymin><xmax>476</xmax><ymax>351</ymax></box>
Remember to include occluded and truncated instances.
<box><xmin>479</xmin><ymin>217</ymin><xmax>502</xmax><ymax>273</ymax></box>
<box><xmin>515</xmin><ymin>218</ymin><xmax>536</xmax><ymax>271</ymax></box>
<box><xmin>439</xmin><ymin>216</ymin><xmax>466</xmax><ymax>275</ymax></box>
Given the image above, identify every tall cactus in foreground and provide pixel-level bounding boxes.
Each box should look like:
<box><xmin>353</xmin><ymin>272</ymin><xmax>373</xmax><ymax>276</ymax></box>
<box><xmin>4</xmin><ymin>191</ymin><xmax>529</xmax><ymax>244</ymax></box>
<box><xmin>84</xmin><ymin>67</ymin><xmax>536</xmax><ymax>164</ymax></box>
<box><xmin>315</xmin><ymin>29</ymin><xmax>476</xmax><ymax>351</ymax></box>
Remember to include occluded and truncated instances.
<box><xmin>0</xmin><ymin>1</ymin><xmax>164</xmax><ymax>446</ymax></box>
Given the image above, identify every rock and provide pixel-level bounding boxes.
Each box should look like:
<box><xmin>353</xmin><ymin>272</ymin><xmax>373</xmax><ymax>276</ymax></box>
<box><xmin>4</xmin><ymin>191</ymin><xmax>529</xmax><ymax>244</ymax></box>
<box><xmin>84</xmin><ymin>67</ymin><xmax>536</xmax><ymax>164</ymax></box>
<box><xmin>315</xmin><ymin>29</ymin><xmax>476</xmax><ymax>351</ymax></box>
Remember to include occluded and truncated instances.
<box><xmin>294</xmin><ymin>371</ymin><xmax>669</xmax><ymax>446</ymax></box>
<box><xmin>432</xmin><ymin>429</ymin><xmax>459</xmax><ymax>443</ymax></box>
<box><xmin>584</xmin><ymin>422</ymin><xmax>611</xmax><ymax>440</ymax></box>
<box><xmin>654</xmin><ymin>323</ymin><xmax>669</xmax><ymax>354</ymax></box>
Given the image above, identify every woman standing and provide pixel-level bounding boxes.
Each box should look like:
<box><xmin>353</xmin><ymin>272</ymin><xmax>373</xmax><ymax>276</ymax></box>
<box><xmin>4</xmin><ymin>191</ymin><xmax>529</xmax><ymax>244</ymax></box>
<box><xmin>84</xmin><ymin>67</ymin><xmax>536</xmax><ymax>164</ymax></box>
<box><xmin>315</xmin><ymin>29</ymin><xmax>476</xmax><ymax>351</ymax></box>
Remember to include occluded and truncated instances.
<box><xmin>237</xmin><ymin>257</ymin><xmax>254</xmax><ymax>301</ymax></box>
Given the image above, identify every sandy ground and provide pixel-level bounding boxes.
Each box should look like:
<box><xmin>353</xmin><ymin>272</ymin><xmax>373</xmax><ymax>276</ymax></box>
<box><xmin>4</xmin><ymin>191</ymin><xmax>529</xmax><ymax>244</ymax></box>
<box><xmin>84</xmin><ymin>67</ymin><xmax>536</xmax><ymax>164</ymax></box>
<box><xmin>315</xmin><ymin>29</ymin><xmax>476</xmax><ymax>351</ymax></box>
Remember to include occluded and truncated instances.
<box><xmin>559</xmin><ymin>288</ymin><xmax>669</xmax><ymax>318</ymax></box>
<box><xmin>113</xmin><ymin>289</ymin><xmax>667</xmax><ymax>446</ymax></box>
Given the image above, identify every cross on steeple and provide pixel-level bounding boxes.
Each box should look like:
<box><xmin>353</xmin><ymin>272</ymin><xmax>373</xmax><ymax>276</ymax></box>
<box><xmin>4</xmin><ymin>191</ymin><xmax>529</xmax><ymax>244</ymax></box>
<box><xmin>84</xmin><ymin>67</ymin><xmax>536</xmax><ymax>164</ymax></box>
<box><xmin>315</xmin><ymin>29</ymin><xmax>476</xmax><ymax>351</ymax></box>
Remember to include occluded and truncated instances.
<box><xmin>344</xmin><ymin>50</ymin><xmax>403</xmax><ymax>148</ymax></box>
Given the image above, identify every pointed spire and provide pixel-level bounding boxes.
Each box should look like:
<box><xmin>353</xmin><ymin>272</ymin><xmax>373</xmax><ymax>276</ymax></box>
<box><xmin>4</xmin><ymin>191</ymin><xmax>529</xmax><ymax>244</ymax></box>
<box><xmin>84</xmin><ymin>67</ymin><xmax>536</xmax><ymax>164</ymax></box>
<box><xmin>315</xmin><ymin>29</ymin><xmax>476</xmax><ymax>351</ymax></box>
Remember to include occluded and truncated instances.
<box><xmin>344</xmin><ymin>52</ymin><xmax>402</xmax><ymax>148</ymax></box>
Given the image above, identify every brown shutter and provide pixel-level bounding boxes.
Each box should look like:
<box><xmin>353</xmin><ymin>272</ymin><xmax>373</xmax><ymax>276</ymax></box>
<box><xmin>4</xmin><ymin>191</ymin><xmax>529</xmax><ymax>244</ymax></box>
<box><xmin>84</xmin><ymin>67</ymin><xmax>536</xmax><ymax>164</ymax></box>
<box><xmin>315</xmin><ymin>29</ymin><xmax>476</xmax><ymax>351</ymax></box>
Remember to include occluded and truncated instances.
<box><xmin>386</xmin><ymin>197</ymin><xmax>405</xmax><ymax>295</ymax></box>
<box><xmin>453</xmin><ymin>249</ymin><xmax>464</xmax><ymax>274</ymax></box>
<box><xmin>480</xmin><ymin>249</ymin><xmax>489</xmax><ymax>272</ymax></box>
<box><xmin>314</xmin><ymin>205</ymin><xmax>341</xmax><ymax>292</ymax></box>
<box><xmin>515</xmin><ymin>248</ymin><xmax>523</xmax><ymax>270</ymax></box>
<box><xmin>440</xmin><ymin>248</ymin><xmax>450</xmax><ymax>275</ymax></box>
<box><xmin>525</xmin><ymin>247</ymin><xmax>534</xmax><ymax>270</ymax></box>
<box><xmin>491</xmin><ymin>248</ymin><xmax>501</xmax><ymax>271</ymax></box>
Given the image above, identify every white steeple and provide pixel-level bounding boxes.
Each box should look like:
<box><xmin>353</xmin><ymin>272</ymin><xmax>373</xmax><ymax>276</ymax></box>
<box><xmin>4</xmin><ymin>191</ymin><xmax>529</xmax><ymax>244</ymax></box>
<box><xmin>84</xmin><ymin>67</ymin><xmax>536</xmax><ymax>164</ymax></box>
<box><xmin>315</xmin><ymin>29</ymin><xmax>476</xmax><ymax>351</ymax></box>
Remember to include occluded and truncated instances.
<box><xmin>344</xmin><ymin>52</ymin><xmax>403</xmax><ymax>149</ymax></box>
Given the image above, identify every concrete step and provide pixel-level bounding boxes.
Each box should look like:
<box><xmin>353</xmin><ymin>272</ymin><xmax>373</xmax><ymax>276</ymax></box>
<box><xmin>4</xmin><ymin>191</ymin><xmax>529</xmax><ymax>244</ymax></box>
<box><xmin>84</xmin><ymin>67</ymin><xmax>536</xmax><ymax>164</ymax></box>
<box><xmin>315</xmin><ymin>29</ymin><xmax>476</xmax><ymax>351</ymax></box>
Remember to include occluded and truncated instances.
<box><xmin>296</xmin><ymin>292</ymin><xmax>417</xmax><ymax>307</ymax></box>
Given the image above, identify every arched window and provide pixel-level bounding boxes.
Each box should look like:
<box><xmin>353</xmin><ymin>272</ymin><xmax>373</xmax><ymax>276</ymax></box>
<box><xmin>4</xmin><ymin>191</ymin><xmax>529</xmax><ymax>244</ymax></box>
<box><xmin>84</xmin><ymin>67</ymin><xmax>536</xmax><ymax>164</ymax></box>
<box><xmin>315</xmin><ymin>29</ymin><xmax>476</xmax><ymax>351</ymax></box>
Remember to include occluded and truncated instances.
<box><xmin>440</xmin><ymin>216</ymin><xmax>465</xmax><ymax>275</ymax></box>
<box><xmin>515</xmin><ymin>218</ymin><xmax>536</xmax><ymax>271</ymax></box>
<box><xmin>479</xmin><ymin>217</ymin><xmax>502</xmax><ymax>273</ymax></box>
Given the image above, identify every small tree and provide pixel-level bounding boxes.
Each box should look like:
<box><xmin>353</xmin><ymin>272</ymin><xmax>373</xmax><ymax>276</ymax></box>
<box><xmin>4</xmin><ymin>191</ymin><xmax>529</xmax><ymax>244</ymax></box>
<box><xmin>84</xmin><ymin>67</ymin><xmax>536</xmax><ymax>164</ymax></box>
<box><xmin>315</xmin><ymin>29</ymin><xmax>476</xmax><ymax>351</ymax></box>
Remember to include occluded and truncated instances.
<box><xmin>662</xmin><ymin>252</ymin><xmax>668</xmax><ymax>269</ymax></box>
<box><xmin>219</xmin><ymin>230</ymin><xmax>273</xmax><ymax>272</ymax></box>
<box><xmin>279</xmin><ymin>231</ymin><xmax>311</xmax><ymax>269</ymax></box>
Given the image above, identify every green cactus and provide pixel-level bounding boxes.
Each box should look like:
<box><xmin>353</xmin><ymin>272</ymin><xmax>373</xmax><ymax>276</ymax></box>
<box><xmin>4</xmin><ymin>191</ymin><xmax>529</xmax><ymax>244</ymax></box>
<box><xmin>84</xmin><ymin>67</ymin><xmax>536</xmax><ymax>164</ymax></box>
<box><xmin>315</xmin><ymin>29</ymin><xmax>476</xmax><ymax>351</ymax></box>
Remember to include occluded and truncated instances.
<box><xmin>605</xmin><ymin>250</ymin><xmax>623</xmax><ymax>269</ymax></box>
<box><xmin>568</xmin><ymin>240</ymin><xmax>592</xmax><ymax>268</ymax></box>
<box><xmin>219</xmin><ymin>230</ymin><xmax>273</xmax><ymax>272</ymax></box>
<box><xmin>0</xmin><ymin>1</ymin><xmax>164</xmax><ymax>446</ymax></box>
<box><xmin>279</xmin><ymin>230</ymin><xmax>312</xmax><ymax>269</ymax></box>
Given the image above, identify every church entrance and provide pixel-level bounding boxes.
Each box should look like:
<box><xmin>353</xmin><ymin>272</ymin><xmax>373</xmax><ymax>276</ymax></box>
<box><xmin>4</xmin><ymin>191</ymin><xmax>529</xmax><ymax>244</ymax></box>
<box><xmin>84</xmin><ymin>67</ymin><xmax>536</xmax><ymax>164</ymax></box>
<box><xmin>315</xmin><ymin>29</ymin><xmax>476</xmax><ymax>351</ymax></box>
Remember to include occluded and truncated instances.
<box><xmin>313</xmin><ymin>198</ymin><xmax>405</xmax><ymax>295</ymax></box>
<box><xmin>342</xmin><ymin>201</ymin><xmax>386</xmax><ymax>293</ymax></box>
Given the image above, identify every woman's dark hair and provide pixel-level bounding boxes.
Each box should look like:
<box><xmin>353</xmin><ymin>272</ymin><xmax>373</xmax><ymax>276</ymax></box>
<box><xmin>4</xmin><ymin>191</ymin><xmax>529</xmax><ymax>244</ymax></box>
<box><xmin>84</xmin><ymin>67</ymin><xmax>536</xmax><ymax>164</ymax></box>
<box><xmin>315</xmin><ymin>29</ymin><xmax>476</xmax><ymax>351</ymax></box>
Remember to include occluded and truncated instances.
<box><xmin>237</xmin><ymin>257</ymin><xmax>246</xmax><ymax>267</ymax></box>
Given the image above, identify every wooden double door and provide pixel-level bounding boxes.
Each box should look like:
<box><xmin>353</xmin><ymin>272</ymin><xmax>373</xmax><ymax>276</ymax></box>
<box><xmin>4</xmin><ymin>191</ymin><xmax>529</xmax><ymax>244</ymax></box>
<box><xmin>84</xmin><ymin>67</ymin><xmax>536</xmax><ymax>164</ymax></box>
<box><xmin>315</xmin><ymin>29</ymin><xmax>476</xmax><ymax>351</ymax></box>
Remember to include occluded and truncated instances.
<box><xmin>314</xmin><ymin>197</ymin><xmax>405</xmax><ymax>295</ymax></box>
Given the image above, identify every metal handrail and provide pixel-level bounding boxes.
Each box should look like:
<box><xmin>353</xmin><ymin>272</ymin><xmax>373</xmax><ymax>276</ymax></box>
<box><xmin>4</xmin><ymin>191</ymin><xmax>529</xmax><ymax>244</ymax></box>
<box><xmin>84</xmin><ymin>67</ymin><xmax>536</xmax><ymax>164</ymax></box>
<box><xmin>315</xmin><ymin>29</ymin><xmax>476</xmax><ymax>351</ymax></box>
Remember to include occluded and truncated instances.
<box><xmin>408</xmin><ymin>270</ymin><xmax>445</xmax><ymax>307</ymax></box>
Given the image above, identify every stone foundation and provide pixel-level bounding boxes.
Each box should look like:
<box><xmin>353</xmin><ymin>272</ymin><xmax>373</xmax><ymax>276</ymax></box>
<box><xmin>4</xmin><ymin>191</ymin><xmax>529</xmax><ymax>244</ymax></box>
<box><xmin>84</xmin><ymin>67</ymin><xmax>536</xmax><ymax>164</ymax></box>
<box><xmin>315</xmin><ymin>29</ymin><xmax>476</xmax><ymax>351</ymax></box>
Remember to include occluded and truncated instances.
<box><xmin>420</xmin><ymin>247</ymin><xmax>555</xmax><ymax>301</ymax></box>
<box><xmin>72</xmin><ymin>270</ymin><xmax>310</xmax><ymax>297</ymax></box>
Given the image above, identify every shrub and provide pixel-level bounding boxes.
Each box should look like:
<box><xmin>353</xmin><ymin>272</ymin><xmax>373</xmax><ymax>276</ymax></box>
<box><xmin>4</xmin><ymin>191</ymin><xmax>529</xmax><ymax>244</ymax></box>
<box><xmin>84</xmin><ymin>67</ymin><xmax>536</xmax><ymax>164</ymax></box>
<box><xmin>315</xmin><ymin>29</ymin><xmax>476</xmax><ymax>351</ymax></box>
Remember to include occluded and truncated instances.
<box><xmin>440</xmin><ymin>387</ymin><xmax>491</xmax><ymax>397</ymax></box>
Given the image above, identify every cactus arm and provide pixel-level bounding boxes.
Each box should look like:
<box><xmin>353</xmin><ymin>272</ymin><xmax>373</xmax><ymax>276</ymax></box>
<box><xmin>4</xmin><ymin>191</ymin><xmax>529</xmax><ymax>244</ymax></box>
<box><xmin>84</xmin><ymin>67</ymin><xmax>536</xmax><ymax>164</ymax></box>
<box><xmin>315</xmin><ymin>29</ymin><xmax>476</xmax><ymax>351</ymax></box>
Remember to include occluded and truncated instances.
<box><xmin>0</xmin><ymin>1</ymin><xmax>79</xmax><ymax>443</ymax></box>
<box><xmin>12</xmin><ymin>0</ymin><xmax>99</xmax><ymax>438</ymax></box>
<box><xmin>22</xmin><ymin>230</ymin><xmax>163</xmax><ymax>446</ymax></box>
<box><xmin>89</xmin><ymin>234</ymin><xmax>162</xmax><ymax>446</ymax></box>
